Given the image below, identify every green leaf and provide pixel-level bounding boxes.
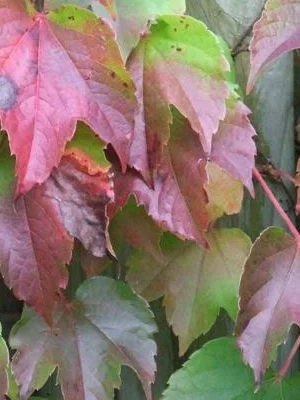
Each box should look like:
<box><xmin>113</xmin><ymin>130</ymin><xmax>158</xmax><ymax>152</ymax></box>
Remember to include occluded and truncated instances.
<box><xmin>0</xmin><ymin>323</ymin><xmax>9</xmax><ymax>397</ymax></box>
<box><xmin>66</xmin><ymin>123</ymin><xmax>110</xmax><ymax>169</ymax></box>
<box><xmin>10</xmin><ymin>277</ymin><xmax>157</xmax><ymax>400</ymax></box>
<box><xmin>163</xmin><ymin>337</ymin><xmax>300</xmax><ymax>399</ymax></box>
<box><xmin>130</xmin><ymin>229</ymin><xmax>251</xmax><ymax>353</ymax></box>
<box><xmin>110</xmin><ymin>203</ymin><xmax>251</xmax><ymax>353</ymax></box>
<box><xmin>96</xmin><ymin>0</ymin><xmax>186</xmax><ymax>59</ymax></box>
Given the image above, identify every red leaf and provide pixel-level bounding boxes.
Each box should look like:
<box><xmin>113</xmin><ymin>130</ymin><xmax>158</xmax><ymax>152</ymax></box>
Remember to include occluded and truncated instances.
<box><xmin>0</xmin><ymin>137</ymin><xmax>113</xmax><ymax>320</ymax></box>
<box><xmin>110</xmin><ymin>112</ymin><xmax>209</xmax><ymax>246</ymax></box>
<box><xmin>236</xmin><ymin>227</ymin><xmax>300</xmax><ymax>383</ymax></box>
<box><xmin>0</xmin><ymin>2</ymin><xmax>135</xmax><ymax>194</ymax></box>
<box><xmin>0</xmin><ymin>144</ymin><xmax>73</xmax><ymax>322</ymax></box>
<box><xmin>44</xmin><ymin>152</ymin><xmax>114</xmax><ymax>257</ymax></box>
<box><xmin>248</xmin><ymin>0</ymin><xmax>300</xmax><ymax>91</ymax></box>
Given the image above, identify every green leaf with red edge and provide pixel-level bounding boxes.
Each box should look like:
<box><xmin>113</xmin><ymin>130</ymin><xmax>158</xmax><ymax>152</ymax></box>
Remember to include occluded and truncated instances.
<box><xmin>0</xmin><ymin>324</ymin><xmax>9</xmax><ymax>398</ymax></box>
<box><xmin>0</xmin><ymin>139</ymin><xmax>73</xmax><ymax>322</ymax></box>
<box><xmin>236</xmin><ymin>227</ymin><xmax>300</xmax><ymax>384</ymax></box>
<box><xmin>127</xmin><ymin>15</ymin><xmax>229</xmax><ymax>180</ymax></box>
<box><xmin>247</xmin><ymin>0</ymin><xmax>300</xmax><ymax>91</ymax></box>
<box><xmin>0</xmin><ymin>1</ymin><xmax>135</xmax><ymax>194</ymax></box>
<box><xmin>44</xmin><ymin>0</ymin><xmax>186</xmax><ymax>59</ymax></box>
<box><xmin>10</xmin><ymin>276</ymin><xmax>157</xmax><ymax>400</ymax></box>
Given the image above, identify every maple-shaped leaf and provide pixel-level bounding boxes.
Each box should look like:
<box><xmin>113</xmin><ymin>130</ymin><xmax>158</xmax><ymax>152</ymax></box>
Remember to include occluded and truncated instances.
<box><xmin>247</xmin><ymin>0</ymin><xmax>300</xmax><ymax>91</ymax></box>
<box><xmin>127</xmin><ymin>15</ymin><xmax>229</xmax><ymax>179</ymax></box>
<box><xmin>163</xmin><ymin>337</ymin><xmax>300</xmax><ymax>400</ymax></box>
<box><xmin>236</xmin><ymin>227</ymin><xmax>300</xmax><ymax>384</ymax></box>
<box><xmin>0</xmin><ymin>139</ymin><xmax>73</xmax><ymax>321</ymax></box>
<box><xmin>0</xmin><ymin>324</ymin><xmax>9</xmax><ymax>397</ymax></box>
<box><xmin>10</xmin><ymin>276</ymin><xmax>157</xmax><ymax>400</ymax></box>
<box><xmin>0</xmin><ymin>1</ymin><xmax>136</xmax><ymax>194</ymax></box>
<box><xmin>110</xmin><ymin>111</ymin><xmax>209</xmax><ymax>246</ymax></box>
<box><xmin>111</xmin><ymin>204</ymin><xmax>251</xmax><ymax>353</ymax></box>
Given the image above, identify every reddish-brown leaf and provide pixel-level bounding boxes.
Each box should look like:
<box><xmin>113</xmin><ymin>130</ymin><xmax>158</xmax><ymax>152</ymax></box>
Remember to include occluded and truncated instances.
<box><xmin>236</xmin><ymin>227</ymin><xmax>300</xmax><ymax>383</ymax></box>
<box><xmin>0</xmin><ymin>136</ymin><xmax>113</xmax><ymax>320</ymax></box>
<box><xmin>0</xmin><ymin>2</ymin><xmax>135</xmax><ymax>194</ymax></box>
<box><xmin>44</xmin><ymin>151</ymin><xmax>114</xmax><ymax>258</ymax></box>
<box><xmin>109</xmin><ymin>113</ymin><xmax>209</xmax><ymax>246</ymax></box>
<box><xmin>0</xmin><ymin>143</ymin><xmax>73</xmax><ymax>322</ymax></box>
<box><xmin>247</xmin><ymin>0</ymin><xmax>300</xmax><ymax>91</ymax></box>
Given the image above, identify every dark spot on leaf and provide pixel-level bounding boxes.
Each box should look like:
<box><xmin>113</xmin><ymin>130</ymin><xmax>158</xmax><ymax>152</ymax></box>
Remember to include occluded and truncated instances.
<box><xmin>174</xmin><ymin>28</ymin><xmax>177</xmax><ymax>32</ymax></box>
<box><xmin>185</xmin><ymin>24</ymin><xmax>189</xmax><ymax>29</ymax></box>
<box><xmin>123</xmin><ymin>82</ymin><xmax>129</xmax><ymax>88</ymax></box>
<box><xmin>0</xmin><ymin>76</ymin><xmax>18</xmax><ymax>111</ymax></box>
<box><xmin>176</xmin><ymin>47</ymin><xmax>182</xmax><ymax>52</ymax></box>
<box><xmin>180</xmin><ymin>20</ymin><xmax>184</xmax><ymax>24</ymax></box>
<box><xmin>68</xmin><ymin>15</ymin><xmax>75</xmax><ymax>21</ymax></box>
<box><xmin>171</xmin><ymin>45</ymin><xmax>175</xmax><ymax>49</ymax></box>
<box><xmin>110</xmin><ymin>71</ymin><xmax>116</xmax><ymax>78</ymax></box>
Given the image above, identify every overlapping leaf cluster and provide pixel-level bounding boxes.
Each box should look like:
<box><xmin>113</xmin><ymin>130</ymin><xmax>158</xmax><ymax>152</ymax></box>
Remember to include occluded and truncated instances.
<box><xmin>0</xmin><ymin>0</ymin><xmax>300</xmax><ymax>398</ymax></box>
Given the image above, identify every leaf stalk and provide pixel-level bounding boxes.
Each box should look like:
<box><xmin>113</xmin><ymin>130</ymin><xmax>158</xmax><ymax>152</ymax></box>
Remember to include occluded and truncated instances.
<box><xmin>277</xmin><ymin>334</ymin><xmax>300</xmax><ymax>379</ymax></box>
<box><xmin>253</xmin><ymin>168</ymin><xmax>300</xmax><ymax>247</ymax></box>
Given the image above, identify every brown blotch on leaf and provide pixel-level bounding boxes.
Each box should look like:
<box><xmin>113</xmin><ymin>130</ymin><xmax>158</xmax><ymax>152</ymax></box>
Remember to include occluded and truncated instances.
<box><xmin>123</xmin><ymin>82</ymin><xmax>129</xmax><ymax>88</ymax></box>
<box><xmin>110</xmin><ymin>71</ymin><xmax>116</xmax><ymax>78</ymax></box>
<box><xmin>68</xmin><ymin>15</ymin><xmax>75</xmax><ymax>21</ymax></box>
<box><xmin>176</xmin><ymin>47</ymin><xmax>182</xmax><ymax>52</ymax></box>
